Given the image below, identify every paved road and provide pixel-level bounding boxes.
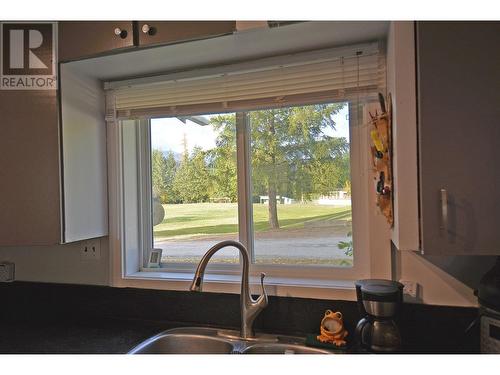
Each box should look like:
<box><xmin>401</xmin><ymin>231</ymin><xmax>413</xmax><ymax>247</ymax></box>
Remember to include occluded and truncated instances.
<box><xmin>155</xmin><ymin>234</ymin><xmax>351</xmax><ymax>261</ymax></box>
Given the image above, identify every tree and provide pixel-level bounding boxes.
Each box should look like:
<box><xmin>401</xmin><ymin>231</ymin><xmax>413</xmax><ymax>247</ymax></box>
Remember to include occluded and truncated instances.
<box><xmin>249</xmin><ymin>103</ymin><xmax>346</xmax><ymax>229</ymax></box>
<box><xmin>189</xmin><ymin>147</ymin><xmax>211</xmax><ymax>202</ymax></box>
<box><xmin>163</xmin><ymin>151</ymin><xmax>179</xmax><ymax>203</ymax></box>
<box><xmin>250</xmin><ymin>109</ymin><xmax>288</xmax><ymax>229</ymax></box>
<box><xmin>207</xmin><ymin>103</ymin><xmax>348</xmax><ymax>230</ymax></box>
<box><xmin>309</xmin><ymin>137</ymin><xmax>350</xmax><ymax>196</ymax></box>
<box><xmin>151</xmin><ymin>150</ymin><xmax>179</xmax><ymax>204</ymax></box>
<box><xmin>173</xmin><ymin>146</ymin><xmax>211</xmax><ymax>203</ymax></box>
<box><xmin>151</xmin><ymin>149</ymin><xmax>168</xmax><ymax>202</ymax></box>
<box><xmin>208</xmin><ymin>115</ymin><xmax>238</xmax><ymax>202</ymax></box>
<box><xmin>153</xmin><ymin>103</ymin><xmax>349</xmax><ymax>217</ymax></box>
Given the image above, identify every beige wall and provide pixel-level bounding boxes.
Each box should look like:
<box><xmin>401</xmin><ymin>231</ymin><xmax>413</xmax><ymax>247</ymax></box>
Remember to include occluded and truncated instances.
<box><xmin>398</xmin><ymin>251</ymin><xmax>477</xmax><ymax>306</ymax></box>
<box><xmin>0</xmin><ymin>237</ymin><xmax>109</xmax><ymax>285</ymax></box>
<box><xmin>0</xmin><ymin>238</ymin><xmax>480</xmax><ymax>306</ymax></box>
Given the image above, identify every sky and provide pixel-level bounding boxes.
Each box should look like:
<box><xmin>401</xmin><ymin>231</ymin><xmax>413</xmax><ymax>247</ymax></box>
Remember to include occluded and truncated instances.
<box><xmin>151</xmin><ymin>103</ymin><xmax>350</xmax><ymax>154</ymax></box>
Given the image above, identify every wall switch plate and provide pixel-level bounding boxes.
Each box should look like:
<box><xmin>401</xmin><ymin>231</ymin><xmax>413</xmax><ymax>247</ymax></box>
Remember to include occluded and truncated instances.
<box><xmin>400</xmin><ymin>280</ymin><xmax>419</xmax><ymax>299</ymax></box>
<box><xmin>0</xmin><ymin>262</ymin><xmax>15</xmax><ymax>282</ymax></box>
<box><xmin>80</xmin><ymin>239</ymin><xmax>101</xmax><ymax>261</ymax></box>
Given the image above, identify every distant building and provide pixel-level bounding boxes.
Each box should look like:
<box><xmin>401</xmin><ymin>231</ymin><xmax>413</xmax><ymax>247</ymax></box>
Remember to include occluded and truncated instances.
<box><xmin>316</xmin><ymin>190</ymin><xmax>351</xmax><ymax>206</ymax></box>
<box><xmin>259</xmin><ymin>195</ymin><xmax>293</xmax><ymax>205</ymax></box>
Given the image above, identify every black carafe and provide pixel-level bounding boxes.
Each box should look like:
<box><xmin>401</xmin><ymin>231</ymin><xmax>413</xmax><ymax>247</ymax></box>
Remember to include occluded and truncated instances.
<box><xmin>354</xmin><ymin>279</ymin><xmax>404</xmax><ymax>353</ymax></box>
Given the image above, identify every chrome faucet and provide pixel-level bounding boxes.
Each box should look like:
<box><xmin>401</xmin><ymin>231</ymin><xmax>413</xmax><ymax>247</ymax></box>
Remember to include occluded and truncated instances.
<box><xmin>189</xmin><ymin>240</ymin><xmax>268</xmax><ymax>340</ymax></box>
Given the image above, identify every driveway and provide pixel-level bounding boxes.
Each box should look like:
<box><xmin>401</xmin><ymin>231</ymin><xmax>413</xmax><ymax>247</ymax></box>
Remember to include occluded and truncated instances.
<box><xmin>154</xmin><ymin>230</ymin><xmax>351</xmax><ymax>264</ymax></box>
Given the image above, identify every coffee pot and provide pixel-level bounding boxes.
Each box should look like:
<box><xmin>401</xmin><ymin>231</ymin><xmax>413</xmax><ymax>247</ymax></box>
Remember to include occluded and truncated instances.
<box><xmin>355</xmin><ymin>279</ymin><xmax>404</xmax><ymax>352</ymax></box>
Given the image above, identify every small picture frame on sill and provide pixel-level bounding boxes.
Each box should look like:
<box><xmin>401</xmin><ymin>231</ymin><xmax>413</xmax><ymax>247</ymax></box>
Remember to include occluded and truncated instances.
<box><xmin>148</xmin><ymin>248</ymin><xmax>163</xmax><ymax>268</ymax></box>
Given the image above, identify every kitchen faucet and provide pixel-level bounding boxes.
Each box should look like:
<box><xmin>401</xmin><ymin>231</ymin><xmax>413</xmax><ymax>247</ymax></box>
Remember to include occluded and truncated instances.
<box><xmin>189</xmin><ymin>240</ymin><xmax>268</xmax><ymax>340</ymax></box>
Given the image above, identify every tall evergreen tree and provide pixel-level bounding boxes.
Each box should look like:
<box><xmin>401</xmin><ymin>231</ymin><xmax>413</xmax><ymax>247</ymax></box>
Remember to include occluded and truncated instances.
<box><xmin>208</xmin><ymin>103</ymin><xmax>348</xmax><ymax>229</ymax></box>
<box><xmin>249</xmin><ymin>103</ymin><xmax>346</xmax><ymax>229</ymax></box>
<box><xmin>173</xmin><ymin>146</ymin><xmax>211</xmax><ymax>203</ymax></box>
<box><xmin>151</xmin><ymin>149</ymin><xmax>168</xmax><ymax>202</ymax></box>
<box><xmin>209</xmin><ymin>114</ymin><xmax>238</xmax><ymax>202</ymax></box>
<box><xmin>163</xmin><ymin>151</ymin><xmax>179</xmax><ymax>203</ymax></box>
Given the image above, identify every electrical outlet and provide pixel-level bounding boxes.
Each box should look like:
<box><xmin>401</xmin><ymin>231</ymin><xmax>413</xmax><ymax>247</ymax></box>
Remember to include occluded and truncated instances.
<box><xmin>80</xmin><ymin>239</ymin><xmax>101</xmax><ymax>261</ymax></box>
<box><xmin>0</xmin><ymin>262</ymin><xmax>15</xmax><ymax>282</ymax></box>
<box><xmin>400</xmin><ymin>280</ymin><xmax>419</xmax><ymax>299</ymax></box>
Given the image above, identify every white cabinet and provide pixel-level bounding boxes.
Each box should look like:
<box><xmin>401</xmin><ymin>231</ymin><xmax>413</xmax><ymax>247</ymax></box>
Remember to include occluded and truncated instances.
<box><xmin>0</xmin><ymin>90</ymin><xmax>62</xmax><ymax>245</ymax></box>
<box><xmin>390</xmin><ymin>21</ymin><xmax>500</xmax><ymax>255</ymax></box>
<box><xmin>0</xmin><ymin>27</ymin><xmax>108</xmax><ymax>245</ymax></box>
<box><xmin>416</xmin><ymin>21</ymin><xmax>500</xmax><ymax>255</ymax></box>
<box><xmin>59</xmin><ymin>64</ymin><xmax>108</xmax><ymax>242</ymax></box>
<box><xmin>387</xmin><ymin>22</ymin><xmax>420</xmax><ymax>252</ymax></box>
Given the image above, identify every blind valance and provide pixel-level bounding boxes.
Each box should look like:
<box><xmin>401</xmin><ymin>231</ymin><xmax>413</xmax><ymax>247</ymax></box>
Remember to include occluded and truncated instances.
<box><xmin>106</xmin><ymin>42</ymin><xmax>385</xmax><ymax>119</ymax></box>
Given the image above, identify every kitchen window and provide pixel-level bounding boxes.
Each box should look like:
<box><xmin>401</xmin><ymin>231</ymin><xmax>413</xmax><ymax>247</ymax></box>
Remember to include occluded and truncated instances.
<box><xmin>149</xmin><ymin>103</ymin><xmax>353</xmax><ymax>268</ymax></box>
<box><xmin>107</xmin><ymin>42</ymin><xmax>386</xmax><ymax>291</ymax></box>
<box><xmin>150</xmin><ymin>114</ymin><xmax>240</xmax><ymax>264</ymax></box>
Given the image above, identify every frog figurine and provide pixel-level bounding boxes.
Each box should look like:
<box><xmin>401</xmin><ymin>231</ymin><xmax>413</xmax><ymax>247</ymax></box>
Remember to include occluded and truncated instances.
<box><xmin>317</xmin><ymin>310</ymin><xmax>348</xmax><ymax>347</ymax></box>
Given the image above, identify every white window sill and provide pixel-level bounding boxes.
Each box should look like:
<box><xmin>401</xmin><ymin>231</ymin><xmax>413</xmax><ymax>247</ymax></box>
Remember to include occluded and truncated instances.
<box><xmin>118</xmin><ymin>271</ymin><xmax>358</xmax><ymax>301</ymax></box>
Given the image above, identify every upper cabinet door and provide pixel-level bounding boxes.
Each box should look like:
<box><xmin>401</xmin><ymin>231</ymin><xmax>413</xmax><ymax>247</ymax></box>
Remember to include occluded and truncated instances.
<box><xmin>58</xmin><ymin>21</ymin><xmax>134</xmax><ymax>62</ymax></box>
<box><xmin>0</xmin><ymin>91</ymin><xmax>61</xmax><ymax>245</ymax></box>
<box><xmin>417</xmin><ymin>22</ymin><xmax>500</xmax><ymax>255</ymax></box>
<box><xmin>137</xmin><ymin>21</ymin><xmax>235</xmax><ymax>47</ymax></box>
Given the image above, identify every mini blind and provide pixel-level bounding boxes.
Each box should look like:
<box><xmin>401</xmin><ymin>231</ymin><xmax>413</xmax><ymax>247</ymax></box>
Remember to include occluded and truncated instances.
<box><xmin>107</xmin><ymin>42</ymin><xmax>385</xmax><ymax>119</ymax></box>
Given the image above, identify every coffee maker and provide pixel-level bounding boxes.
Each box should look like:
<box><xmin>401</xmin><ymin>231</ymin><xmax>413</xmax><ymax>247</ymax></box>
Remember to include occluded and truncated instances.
<box><xmin>355</xmin><ymin>279</ymin><xmax>404</xmax><ymax>352</ymax></box>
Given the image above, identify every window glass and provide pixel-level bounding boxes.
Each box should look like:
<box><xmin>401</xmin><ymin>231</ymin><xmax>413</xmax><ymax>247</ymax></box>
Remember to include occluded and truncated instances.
<box><xmin>149</xmin><ymin>102</ymin><xmax>353</xmax><ymax>268</ymax></box>
<box><xmin>248</xmin><ymin>103</ymin><xmax>353</xmax><ymax>267</ymax></box>
<box><xmin>150</xmin><ymin>114</ymin><xmax>239</xmax><ymax>264</ymax></box>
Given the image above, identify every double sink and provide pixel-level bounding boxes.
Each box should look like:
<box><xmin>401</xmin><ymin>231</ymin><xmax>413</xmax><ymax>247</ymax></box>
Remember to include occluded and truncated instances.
<box><xmin>129</xmin><ymin>327</ymin><xmax>334</xmax><ymax>354</ymax></box>
<box><xmin>129</xmin><ymin>241</ymin><xmax>335</xmax><ymax>354</ymax></box>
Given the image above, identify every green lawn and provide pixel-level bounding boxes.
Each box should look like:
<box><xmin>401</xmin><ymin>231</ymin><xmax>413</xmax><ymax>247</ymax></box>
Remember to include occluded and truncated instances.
<box><xmin>153</xmin><ymin>202</ymin><xmax>351</xmax><ymax>240</ymax></box>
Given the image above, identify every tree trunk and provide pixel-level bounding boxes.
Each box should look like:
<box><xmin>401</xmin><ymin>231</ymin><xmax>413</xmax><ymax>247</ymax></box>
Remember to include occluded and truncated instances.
<box><xmin>267</xmin><ymin>110</ymin><xmax>280</xmax><ymax>229</ymax></box>
<box><xmin>268</xmin><ymin>182</ymin><xmax>279</xmax><ymax>229</ymax></box>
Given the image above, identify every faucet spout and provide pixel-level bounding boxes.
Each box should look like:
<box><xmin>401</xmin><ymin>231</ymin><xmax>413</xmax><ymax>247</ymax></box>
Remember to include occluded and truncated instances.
<box><xmin>189</xmin><ymin>240</ymin><xmax>268</xmax><ymax>339</ymax></box>
<box><xmin>189</xmin><ymin>275</ymin><xmax>203</xmax><ymax>292</ymax></box>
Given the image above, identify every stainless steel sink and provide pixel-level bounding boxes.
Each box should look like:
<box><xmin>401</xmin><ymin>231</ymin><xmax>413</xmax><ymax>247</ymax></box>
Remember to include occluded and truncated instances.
<box><xmin>128</xmin><ymin>327</ymin><xmax>334</xmax><ymax>354</ymax></box>
<box><xmin>129</xmin><ymin>328</ymin><xmax>238</xmax><ymax>354</ymax></box>
<box><xmin>242</xmin><ymin>343</ymin><xmax>333</xmax><ymax>354</ymax></box>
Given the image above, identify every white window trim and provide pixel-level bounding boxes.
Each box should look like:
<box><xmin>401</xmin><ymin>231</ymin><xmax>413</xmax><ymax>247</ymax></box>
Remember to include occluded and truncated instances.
<box><xmin>106</xmin><ymin>78</ymin><xmax>391</xmax><ymax>301</ymax></box>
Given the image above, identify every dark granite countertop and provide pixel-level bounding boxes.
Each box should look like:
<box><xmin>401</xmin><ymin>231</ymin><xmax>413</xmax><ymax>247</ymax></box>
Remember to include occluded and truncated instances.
<box><xmin>0</xmin><ymin>318</ymin><xmax>173</xmax><ymax>354</ymax></box>
<box><xmin>0</xmin><ymin>316</ymin><xmax>479</xmax><ymax>354</ymax></box>
<box><xmin>0</xmin><ymin>282</ymin><xmax>480</xmax><ymax>354</ymax></box>
<box><xmin>0</xmin><ymin>318</ymin><xmax>349</xmax><ymax>354</ymax></box>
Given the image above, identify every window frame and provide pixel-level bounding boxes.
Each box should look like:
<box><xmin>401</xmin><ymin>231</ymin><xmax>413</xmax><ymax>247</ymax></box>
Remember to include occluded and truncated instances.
<box><xmin>105</xmin><ymin>61</ymin><xmax>391</xmax><ymax>299</ymax></box>
<box><xmin>131</xmin><ymin>100</ymin><xmax>370</xmax><ymax>282</ymax></box>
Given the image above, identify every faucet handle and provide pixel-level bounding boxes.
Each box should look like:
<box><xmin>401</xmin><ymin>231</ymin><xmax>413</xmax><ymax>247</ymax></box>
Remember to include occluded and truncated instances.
<box><xmin>260</xmin><ymin>272</ymin><xmax>266</xmax><ymax>285</ymax></box>
<box><xmin>258</xmin><ymin>272</ymin><xmax>268</xmax><ymax>306</ymax></box>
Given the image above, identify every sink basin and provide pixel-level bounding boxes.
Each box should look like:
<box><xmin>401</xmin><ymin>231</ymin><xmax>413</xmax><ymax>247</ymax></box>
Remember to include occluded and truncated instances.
<box><xmin>242</xmin><ymin>343</ymin><xmax>333</xmax><ymax>354</ymax></box>
<box><xmin>129</xmin><ymin>328</ymin><xmax>237</xmax><ymax>354</ymax></box>
<box><xmin>128</xmin><ymin>327</ymin><xmax>335</xmax><ymax>354</ymax></box>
